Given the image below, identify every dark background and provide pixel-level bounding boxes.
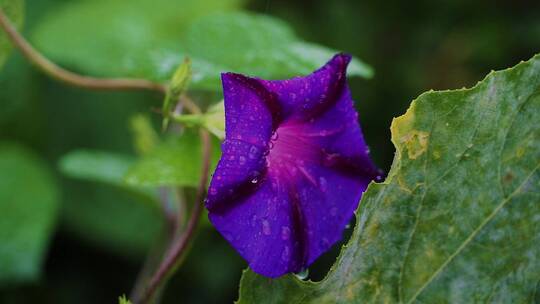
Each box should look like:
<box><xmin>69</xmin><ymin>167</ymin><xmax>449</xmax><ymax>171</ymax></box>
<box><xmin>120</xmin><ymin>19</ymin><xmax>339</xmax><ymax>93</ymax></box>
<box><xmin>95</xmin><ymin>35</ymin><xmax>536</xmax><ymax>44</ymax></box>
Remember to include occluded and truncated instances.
<box><xmin>1</xmin><ymin>0</ymin><xmax>539</xmax><ymax>303</ymax></box>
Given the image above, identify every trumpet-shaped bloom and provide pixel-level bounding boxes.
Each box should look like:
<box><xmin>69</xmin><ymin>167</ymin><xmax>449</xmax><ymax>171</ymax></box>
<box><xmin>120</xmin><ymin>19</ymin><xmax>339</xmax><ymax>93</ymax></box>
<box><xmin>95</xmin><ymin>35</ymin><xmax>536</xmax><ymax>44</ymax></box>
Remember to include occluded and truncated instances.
<box><xmin>205</xmin><ymin>54</ymin><xmax>382</xmax><ymax>278</ymax></box>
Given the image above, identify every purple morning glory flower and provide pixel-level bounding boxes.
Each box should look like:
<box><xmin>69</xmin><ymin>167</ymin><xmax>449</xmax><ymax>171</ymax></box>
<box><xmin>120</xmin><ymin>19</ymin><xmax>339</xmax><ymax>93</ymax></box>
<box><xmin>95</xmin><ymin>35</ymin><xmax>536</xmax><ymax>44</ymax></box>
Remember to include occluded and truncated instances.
<box><xmin>205</xmin><ymin>54</ymin><xmax>382</xmax><ymax>278</ymax></box>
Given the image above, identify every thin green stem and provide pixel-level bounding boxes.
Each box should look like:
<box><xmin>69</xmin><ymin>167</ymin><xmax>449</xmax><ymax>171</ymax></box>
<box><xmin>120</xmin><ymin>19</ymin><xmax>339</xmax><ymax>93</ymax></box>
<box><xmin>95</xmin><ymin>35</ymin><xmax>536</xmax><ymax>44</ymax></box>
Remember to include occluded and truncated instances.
<box><xmin>136</xmin><ymin>128</ymin><xmax>212</xmax><ymax>304</ymax></box>
<box><xmin>0</xmin><ymin>8</ymin><xmax>165</xmax><ymax>93</ymax></box>
<box><xmin>0</xmin><ymin>9</ymin><xmax>213</xmax><ymax>303</ymax></box>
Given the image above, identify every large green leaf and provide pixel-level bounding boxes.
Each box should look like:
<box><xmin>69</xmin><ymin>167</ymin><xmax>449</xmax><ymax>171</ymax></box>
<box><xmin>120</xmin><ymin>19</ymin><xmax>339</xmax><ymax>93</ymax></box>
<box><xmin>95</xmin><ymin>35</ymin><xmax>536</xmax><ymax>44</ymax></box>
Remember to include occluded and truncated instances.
<box><xmin>61</xmin><ymin>180</ymin><xmax>164</xmax><ymax>258</ymax></box>
<box><xmin>238</xmin><ymin>55</ymin><xmax>540</xmax><ymax>303</ymax></box>
<box><xmin>59</xmin><ymin>150</ymin><xmax>135</xmax><ymax>186</ymax></box>
<box><xmin>0</xmin><ymin>0</ymin><xmax>24</xmax><ymax>70</ymax></box>
<box><xmin>30</xmin><ymin>0</ymin><xmax>242</xmax><ymax>83</ymax></box>
<box><xmin>0</xmin><ymin>143</ymin><xmax>59</xmax><ymax>285</ymax></box>
<box><xmin>125</xmin><ymin>131</ymin><xmax>221</xmax><ymax>187</ymax></box>
<box><xmin>184</xmin><ymin>12</ymin><xmax>373</xmax><ymax>90</ymax></box>
<box><xmin>31</xmin><ymin>1</ymin><xmax>371</xmax><ymax>91</ymax></box>
<box><xmin>58</xmin><ymin>149</ymin><xmax>158</xmax><ymax>199</ymax></box>
<box><xmin>58</xmin><ymin>150</ymin><xmax>165</xmax><ymax>256</ymax></box>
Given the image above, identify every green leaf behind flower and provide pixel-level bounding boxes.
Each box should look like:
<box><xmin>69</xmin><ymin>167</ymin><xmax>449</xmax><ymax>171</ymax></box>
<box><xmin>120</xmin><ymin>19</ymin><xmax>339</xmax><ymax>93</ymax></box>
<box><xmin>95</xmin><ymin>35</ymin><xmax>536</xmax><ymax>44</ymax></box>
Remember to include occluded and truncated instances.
<box><xmin>30</xmin><ymin>1</ymin><xmax>371</xmax><ymax>91</ymax></box>
<box><xmin>238</xmin><ymin>55</ymin><xmax>540</xmax><ymax>303</ymax></box>
<box><xmin>125</xmin><ymin>130</ymin><xmax>221</xmax><ymax>187</ymax></box>
<box><xmin>0</xmin><ymin>143</ymin><xmax>59</xmax><ymax>285</ymax></box>
<box><xmin>59</xmin><ymin>150</ymin><xmax>135</xmax><ymax>187</ymax></box>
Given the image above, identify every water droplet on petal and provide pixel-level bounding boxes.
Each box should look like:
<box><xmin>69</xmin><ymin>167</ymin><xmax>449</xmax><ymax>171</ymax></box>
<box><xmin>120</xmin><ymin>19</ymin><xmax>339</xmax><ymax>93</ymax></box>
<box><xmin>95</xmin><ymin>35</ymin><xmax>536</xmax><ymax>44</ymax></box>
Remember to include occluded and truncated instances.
<box><xmin>223</xmin><ymin>231</ymin><xmax>233</xmax><ymax>241</ymax></box>
<box><xmin>239</xmin><ymin>156</ymin><xmax>246</xmax><ymax>165</ymax></box>
<box><xmin>281</xmin><ymin>226</ymin><xmax>290</xmax><ymax>240</ymax></box>
<box><xmin>294</xmin><ymin>268</ymin><xmax>309</xmax><ymax>280</ymax></box>
<box><xmin>248</xmin><ymin>146</ymin><xmax>259</xmax><ymax>159</ymax></box>
<box><xmin>262</xmin><ymin>220</ymin><xmax>271</xmax><ymax>235</ymax></box>
<box><xmin>319</xmin><ymin>238</ymin><xmax>330</xmax><ymax>249</ymax></box>
<box><xmin>319</xmin><ymin>177</ymin><xmax>327</xmax><ymax>192</ymax></box>
<box><xmin>250</xmin><ymin>215</ymin><xmax>257</xmax><ymax>227</ymax></box>
<box><xmin>281</xmin><ymin>246</ymin><xmax>290</xmax><ymax>261</ymax></box>
<box><xmin>249</xmin><ymin>170</ymin><xmax>260</xmax><ymax>183</ymax></box>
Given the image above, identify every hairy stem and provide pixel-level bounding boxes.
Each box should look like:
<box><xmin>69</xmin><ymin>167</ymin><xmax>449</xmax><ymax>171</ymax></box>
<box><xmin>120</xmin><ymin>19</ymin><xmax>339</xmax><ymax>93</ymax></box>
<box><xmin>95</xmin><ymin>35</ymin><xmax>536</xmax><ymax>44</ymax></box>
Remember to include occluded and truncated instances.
<box><xmin>0</xmin><ymin>9</ymin><xmax>165</xmax><ymax>93</ymax></box>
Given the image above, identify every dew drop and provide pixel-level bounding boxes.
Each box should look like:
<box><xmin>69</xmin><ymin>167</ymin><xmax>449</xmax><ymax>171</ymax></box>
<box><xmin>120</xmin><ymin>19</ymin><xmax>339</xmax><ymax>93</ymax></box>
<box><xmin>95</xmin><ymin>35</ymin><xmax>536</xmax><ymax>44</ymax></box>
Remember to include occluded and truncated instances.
<box><xmin>281</xmin><ymin>246</ymin><xmax>290</xmax><ymax>261</ymax></box>
<box><xmin>271</xmin><ymin>132</ymin><xmax>279</xmax><ymax>141</ymax></box>
<box><xmin>319</xmin><ymin>177</ymin><xmax>327</xmax><ymax>192</ymax></box>
<box><xmin>248</xmin><ymin>146</ymin><xmax>259</xmax><ymax>159</ymax></box>
<box><xmin>262</xmin><ymin>220</ymin><xmax>271</xmax><ymax>235</ymax></box>
<box><xmin>294</xmin><ymin>268</ymin><xmax>309</xmax><ymax>280</ymax></box>
<box><xmin>209</xmin><ymin>187</ymin><xmax>217</xmax><ymax>195</ymax></box>
<box><xmin>223</xmin><ymin>231</ymin><xmax>233</xmax><ymax>241</ymax></box>
<box><xmin>250</xmin><ymin>215</ymin><xmax>258</xmax><ymax>227</ymax></box>
<box><xmin>281</xmin><ymin>226</ymin><xmax>291</xmax><ymax>240</ymax></box>
<box><xmin>239</xmin><ymin>156</ymin><xmax>246</xmax><ymax>165</ymax></box>
<box><xmin>320</xmin><ymin>237</ymin><xmax>330</xmax><ymax>249</ymax></box>
<box><xmin>250</xmin><ymin>171</ymin><xmax>261</xmax><ymax>184</ymax></box>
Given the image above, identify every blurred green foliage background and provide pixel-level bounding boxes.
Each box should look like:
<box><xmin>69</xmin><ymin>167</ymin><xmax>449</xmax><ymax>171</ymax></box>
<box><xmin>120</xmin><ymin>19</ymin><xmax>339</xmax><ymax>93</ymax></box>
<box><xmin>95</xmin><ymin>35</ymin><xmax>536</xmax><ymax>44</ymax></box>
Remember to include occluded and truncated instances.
<box><xmin>0</xmin><ymin>0</ymin><xmax>539</xmax><ymax>303</ymax></box>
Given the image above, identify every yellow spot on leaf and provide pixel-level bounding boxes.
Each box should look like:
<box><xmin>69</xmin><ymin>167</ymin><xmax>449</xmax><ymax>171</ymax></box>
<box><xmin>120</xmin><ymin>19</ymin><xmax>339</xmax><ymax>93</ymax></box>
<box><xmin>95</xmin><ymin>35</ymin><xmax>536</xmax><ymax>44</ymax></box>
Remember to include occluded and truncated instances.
<box><xmin>402</xmin><ymin>130</ymin><xmax>429</xmax><ymax>159</ymax></box>
<box><xmin>391</xmin><ymin>104</ymin><xmax>430</xmax><ymax>160</ymax></box>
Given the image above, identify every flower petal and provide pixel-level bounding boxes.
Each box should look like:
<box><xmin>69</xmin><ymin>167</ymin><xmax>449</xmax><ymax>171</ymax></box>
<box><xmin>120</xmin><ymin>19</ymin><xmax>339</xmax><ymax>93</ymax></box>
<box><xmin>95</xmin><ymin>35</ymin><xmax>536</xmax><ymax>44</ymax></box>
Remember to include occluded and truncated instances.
<box><xmin>206</xmin><ymin>54</ymin><xmax>382</xmax><ymax>278</ymax></box>
<box><xmin>208</xmin><ymin>177</ymin><xmax>304</xmax><ymax>277</ymax></box>
<box><xmin>206</xmin><ymin>73</ymin><xmax>277</xmax><ymax>212</ymax></box>
<box><xmin>260</xmin><ymin>53</ymin><xmax>351</xmax><ymax>121</ymax></box>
